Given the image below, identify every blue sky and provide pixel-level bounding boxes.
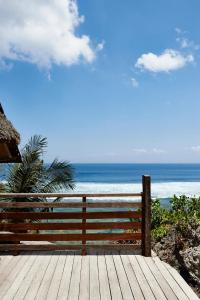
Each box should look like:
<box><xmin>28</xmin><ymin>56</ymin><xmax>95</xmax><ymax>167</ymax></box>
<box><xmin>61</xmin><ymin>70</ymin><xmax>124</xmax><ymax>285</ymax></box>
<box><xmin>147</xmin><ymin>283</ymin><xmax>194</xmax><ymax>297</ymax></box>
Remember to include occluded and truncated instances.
<box><xmin>0</xmin><ymin>0</ymin><xmax>200</xmax><ymax>163</ymax></box>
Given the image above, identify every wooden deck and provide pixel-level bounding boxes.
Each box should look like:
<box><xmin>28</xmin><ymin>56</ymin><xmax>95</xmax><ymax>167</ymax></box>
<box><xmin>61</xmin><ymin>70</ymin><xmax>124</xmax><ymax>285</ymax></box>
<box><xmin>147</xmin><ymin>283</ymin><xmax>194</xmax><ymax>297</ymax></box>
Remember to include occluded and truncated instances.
<box><xmin>0</xmin><ymin>253</ymin><xmax>198</xmax><ymax>300</ymax></box>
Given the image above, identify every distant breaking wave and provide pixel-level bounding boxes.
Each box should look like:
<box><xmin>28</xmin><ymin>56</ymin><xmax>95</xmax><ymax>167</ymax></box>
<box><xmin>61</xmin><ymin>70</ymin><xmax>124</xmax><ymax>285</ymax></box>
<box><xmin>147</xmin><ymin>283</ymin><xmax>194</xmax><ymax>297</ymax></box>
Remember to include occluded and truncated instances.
<box><xmin>1</xmin><ymin>180</ymin><xmax>200</xmax><ymax>201</ymax></box>
<box><xmin>74</xmin><ymin>181</ymin><xmax>200</xmax><ymax>199</ymax></box>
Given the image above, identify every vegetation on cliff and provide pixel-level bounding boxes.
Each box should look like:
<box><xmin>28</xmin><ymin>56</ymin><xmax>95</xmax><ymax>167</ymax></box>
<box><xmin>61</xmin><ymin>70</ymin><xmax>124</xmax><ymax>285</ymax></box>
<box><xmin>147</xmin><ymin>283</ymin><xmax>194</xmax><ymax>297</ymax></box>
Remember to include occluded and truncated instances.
<box><xmin>152</xmin><ymin>195</ymin><xmax>200</xmax><ymax>296</ymax></box>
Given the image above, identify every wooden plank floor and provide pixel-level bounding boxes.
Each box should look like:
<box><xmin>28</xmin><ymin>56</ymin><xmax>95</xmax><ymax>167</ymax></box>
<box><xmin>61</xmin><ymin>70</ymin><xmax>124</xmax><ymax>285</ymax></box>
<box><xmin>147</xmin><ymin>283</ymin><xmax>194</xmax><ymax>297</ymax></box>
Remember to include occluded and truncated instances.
<box><xmin>0</xmin><ymin>253</ymin><xmax>198</xmax><ymax>300</ymax></box>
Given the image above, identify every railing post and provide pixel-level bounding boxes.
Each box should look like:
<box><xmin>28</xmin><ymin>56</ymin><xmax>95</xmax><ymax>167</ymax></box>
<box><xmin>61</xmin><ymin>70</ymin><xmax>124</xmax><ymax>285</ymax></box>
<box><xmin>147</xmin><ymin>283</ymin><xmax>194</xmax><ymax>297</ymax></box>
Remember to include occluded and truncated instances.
<box><xmin>142</xmin><ymin>175</ymin><xmax>151</xmax><ymax>257</ymax></box>
<box><xmin>82</xmin><ymin>196</ymin><xmax>87</xmax><ymax>255</ymax></box>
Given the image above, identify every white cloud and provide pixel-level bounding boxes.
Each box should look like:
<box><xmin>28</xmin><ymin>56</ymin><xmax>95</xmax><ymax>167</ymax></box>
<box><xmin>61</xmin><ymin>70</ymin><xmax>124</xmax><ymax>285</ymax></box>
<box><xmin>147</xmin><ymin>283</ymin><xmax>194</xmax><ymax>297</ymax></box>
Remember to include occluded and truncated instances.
<box><xmin>132</xmin><ymin>148</ymin><xmax>147</xmax><ymax>154</ymax></box>
<box><xmin>190</xmin><ymin>146</ymin><xmax>200</xmax><ymax>153</ymax></box>
<box><xmin>0</xmin><ymin>0</ymin><xmax>100</xmax><ymax>70</ymax></box>
<box><xmin>96</xmin><ymin>41</ymin><xmax>105</xmax><ymax>52</ymax></box>
<box><xmin>152</xmin><ymin>148</ymin><xmax>166</xmax><ymax>154</ymax></box>
<box><xmin>178</xmin><ymin>37</ymin><xmax>190</xmax><ymax>49</ymax></box>
<box><xmin>175</xmin><ymin>27</ymin><xmax>182</xmax><ymax>35</ymax></box>
<box><xmin>135</xmin><ymin>49</ymin><xmax>194</xmax><ymax>73</ymax></box>
<box><xmin>131</xmin><ymin>77</ymin><xmax>139</xmax><ymax>88</ymax></box>
<box><xmin>175</xmin><ymin>29</ymin><xmax>200</xmax><ymax>50</ymax></box>
<box><xmin>133</xmin><ymin>148</ymin><xmax>166</xmax><ymax>154</ymax></box>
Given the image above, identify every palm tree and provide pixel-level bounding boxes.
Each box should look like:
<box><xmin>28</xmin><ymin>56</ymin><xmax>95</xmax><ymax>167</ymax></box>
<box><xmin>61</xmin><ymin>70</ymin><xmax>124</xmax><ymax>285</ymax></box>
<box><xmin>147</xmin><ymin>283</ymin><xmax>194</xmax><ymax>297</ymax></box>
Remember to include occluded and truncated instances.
<box><xmin>2</xmin><ymin>135</ymin><xmax>74</xmax><ymax>210</ymax></box>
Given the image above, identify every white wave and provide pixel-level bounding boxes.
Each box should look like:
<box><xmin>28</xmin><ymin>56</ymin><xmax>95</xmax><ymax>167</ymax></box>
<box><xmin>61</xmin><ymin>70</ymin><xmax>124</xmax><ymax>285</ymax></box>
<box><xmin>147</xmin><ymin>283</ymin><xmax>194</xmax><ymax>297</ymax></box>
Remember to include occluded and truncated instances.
<box><xmin>74</xmin><ymin>182</ymin><xmax>200</xmax><ymax>199</ymax></box>
<box><xmin>1</xmin><ymin>179</ymin><xmax>200</xmax><ymax>200</ymax></box>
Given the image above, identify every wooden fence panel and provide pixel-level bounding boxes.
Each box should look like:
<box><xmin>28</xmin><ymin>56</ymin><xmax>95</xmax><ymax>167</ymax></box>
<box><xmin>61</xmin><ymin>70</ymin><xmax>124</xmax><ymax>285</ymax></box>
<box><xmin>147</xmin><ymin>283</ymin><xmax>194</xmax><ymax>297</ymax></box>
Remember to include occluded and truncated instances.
<box><xmin>0</xmin><ymin>211</ymin><xmax>142</xmax><ymax>220</ymax></box>
<box><xmin>0</xmin><ymin>222</ymin><xmax>142</xmax><ymax>231</ymax></box>
<box><xmin>0</xmin><ymin>178</ymin><xmax>151</xmax><ymax>256</ymax></box>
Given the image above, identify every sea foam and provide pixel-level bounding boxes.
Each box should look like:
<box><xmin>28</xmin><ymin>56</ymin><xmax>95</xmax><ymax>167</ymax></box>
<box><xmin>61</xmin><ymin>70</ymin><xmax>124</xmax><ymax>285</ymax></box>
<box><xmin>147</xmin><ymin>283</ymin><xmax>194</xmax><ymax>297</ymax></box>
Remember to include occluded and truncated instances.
<box><xmin>74</xmin><ymin>181</ymin><xmax>200</xmax><ymax>199</ymax></box>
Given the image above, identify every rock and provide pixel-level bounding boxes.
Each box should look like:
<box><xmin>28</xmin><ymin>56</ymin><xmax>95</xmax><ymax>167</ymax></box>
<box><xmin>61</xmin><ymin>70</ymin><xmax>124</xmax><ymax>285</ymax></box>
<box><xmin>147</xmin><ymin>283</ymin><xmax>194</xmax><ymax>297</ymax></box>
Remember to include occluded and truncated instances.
<box><xmin>153</xmin><ymin>225</ymin><xmax>200</xmax><ymax>297</ymax></box>
<box><xmin>182</xmin><ymin>225</ymin><xmax>200</xmax><ymax>247</ymax></box>
<box><xmin>181</xmin><ymin>246</ymin><xmax>200</xmax><ymax>285</ymax></box>
<box><xmin>152</xmin><ymin>227</ymin><xmax>180</xmax><ymax>268</ymax></box>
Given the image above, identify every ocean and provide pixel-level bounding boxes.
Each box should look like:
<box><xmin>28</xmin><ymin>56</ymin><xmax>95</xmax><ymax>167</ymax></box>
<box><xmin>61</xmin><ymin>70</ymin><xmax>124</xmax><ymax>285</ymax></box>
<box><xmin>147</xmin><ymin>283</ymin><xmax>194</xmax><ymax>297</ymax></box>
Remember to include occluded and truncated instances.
<box><xmin>73</xmin><ymin>164</ymin><xmax>200</xmax><ymax>205</ymax></box>
<box><xmin>1</xmin><ymin>163</ymin><xmax>200</xmax><ymax>204</ymax></box>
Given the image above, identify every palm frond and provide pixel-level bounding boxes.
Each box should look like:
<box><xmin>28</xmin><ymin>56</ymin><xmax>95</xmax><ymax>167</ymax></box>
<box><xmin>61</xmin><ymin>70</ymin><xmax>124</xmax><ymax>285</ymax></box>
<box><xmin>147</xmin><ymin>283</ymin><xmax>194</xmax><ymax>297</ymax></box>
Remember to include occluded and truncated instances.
<box><xmin>3</xmin><ymin>135</ymin><xmax>75</xmax><ymax>211</ymax></box>
<box><xmin>38</xmin><ymin>159</ymin><xmax>74</xmax><ymax>193</ymax></box>
<box><xmin>0</xmin><ymin>182</ymin><xmax>5</xmax><ymax>193</ymax></box>
<box><xmin>5</xmin><ymin>135</ymin><xmax>46</xmax><ymax>194</ymax></box>
<box><xmin>23</xmin><ymin>135</ymin><xmax>47</xmax><ymax>158</ymax></box>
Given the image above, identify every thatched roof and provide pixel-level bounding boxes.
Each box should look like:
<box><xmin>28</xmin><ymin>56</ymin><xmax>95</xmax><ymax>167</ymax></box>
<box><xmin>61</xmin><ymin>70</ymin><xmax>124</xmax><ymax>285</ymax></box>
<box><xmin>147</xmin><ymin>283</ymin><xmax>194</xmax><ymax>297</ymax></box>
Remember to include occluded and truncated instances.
<box><xmin>0</xmin><ymin>107</ymin><xmax>20</xmax><ymax>144</ymax></box>
<box><xmin>0</xmin><ymin>104</ymin><xmax>21</xmax><ymax>162</ymax></box>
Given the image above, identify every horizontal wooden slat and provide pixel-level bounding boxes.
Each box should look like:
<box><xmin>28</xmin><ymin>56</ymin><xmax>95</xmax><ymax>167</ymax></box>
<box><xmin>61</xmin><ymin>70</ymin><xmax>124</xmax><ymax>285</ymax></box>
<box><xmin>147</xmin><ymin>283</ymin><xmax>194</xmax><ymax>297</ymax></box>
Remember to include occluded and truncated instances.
<box><xmin>0</xmin><ymin>222</ymin><xmax>141</xmax><ymax>231</ymax></box>
<box><xmin>0</xmin><ymin>192</ymin><xmax>142</xmax><ymax>198</ymax></box>
<box><xmin>0</xmin><ymin>233</ymin><xmax>142</xmax><ymax>241</ymax></box>
<box><xmin>0</xmin><ymin>244</ymin><xmax>141</xmax><ymax>251</ymax></box>
<box><xmin>0</xmin><ymin>201</ymin><xmax>142</xmax><ymax>208</ymax></box>
<box><xmin>0</xmin><ymin>211</ymin><xmax>142</xmax><ymax>220</ymax></box>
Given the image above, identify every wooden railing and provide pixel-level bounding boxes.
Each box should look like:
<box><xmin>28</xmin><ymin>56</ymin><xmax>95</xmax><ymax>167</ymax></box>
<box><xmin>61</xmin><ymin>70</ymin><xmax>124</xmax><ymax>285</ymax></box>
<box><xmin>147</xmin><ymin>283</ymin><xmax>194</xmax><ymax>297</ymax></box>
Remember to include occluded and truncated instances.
<box><xmin>0</xmin><ymin>175</ymin><xmax>151</xmax><ymax>256</ymax></box>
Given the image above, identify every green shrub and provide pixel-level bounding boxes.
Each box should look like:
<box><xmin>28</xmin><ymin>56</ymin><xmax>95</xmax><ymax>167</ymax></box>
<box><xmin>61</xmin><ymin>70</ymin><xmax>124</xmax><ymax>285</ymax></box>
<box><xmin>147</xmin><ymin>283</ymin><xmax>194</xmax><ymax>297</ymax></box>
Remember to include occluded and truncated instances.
<box><xmin>152</xmin><ymin>225</ymin><xmax>168</xmax><ymax>240</ymax></box>
<box><xmin>151</xmin><ymin>195</ymin><xmax>200</xmax><ymax>242</ymax></box>
<box><xmin>170</xmin><ymin>195</ymin><xmax>200</xmax><ymax>225</ymax></box>
<box><xmin>151</xmin><ymin>198</ymin><xmax>169</xmax><ymax>229</ymax></box>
